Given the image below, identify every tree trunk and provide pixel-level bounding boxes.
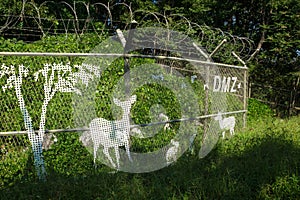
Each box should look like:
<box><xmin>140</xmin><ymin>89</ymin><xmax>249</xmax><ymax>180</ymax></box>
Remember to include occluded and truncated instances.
<box><xmin>15</xmin><ymin>76</ymin><xmax>46</xmax><ymax>180</ymax></box>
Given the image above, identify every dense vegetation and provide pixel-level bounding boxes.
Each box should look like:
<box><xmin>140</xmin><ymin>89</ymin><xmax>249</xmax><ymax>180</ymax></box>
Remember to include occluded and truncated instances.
<box><xmin>0</xmin><ymin>0</ymin><xmax>299</xmax><ymax>199</ymax></box>
<box><xmin>0</xmin><ymin>99</ymin><xmax>299</xmax><ymax>199</ymax></box>
<box><xmin>0</xmin><ymin>0</ymin><xmax>299</xmax><ymax>114</ymax></box>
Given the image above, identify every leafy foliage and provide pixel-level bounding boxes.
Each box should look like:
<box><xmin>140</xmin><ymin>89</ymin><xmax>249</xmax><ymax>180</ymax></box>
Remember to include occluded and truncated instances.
<box><xmin>0</xmin><ymin>31</ymin><xmax>205</xmax><ymax>180</ymax></box>
<box><xmin>247</xmin><ymin>98</ymin><xmax>274</xmax><ymax>122</ymax></box>
<box><xmin>0</xmin><ymin>115</ymin><xmax>299</xmax><ymax>199</ymax></box>
<box><xmin>0</xmin><ymin>1</ymin><xmax>299</xmax><ymax>198</ymax></box>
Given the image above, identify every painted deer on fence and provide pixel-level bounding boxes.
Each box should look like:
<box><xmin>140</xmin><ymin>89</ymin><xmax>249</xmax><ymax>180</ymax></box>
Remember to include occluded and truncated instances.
<box><xmin>214</xmin><ymin>111</ymin><xmax>236</xmax><ymax>138</ymax></box>
<box><xmin>89</xmin><ymin>95</ymin><xmax>136</xmax><ymax>169</ymax></box>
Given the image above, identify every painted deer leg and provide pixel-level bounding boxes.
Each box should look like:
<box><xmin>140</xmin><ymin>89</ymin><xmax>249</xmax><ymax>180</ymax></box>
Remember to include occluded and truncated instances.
<box><xmin>125</xmin><ymin>138</ymin><xmax>132</xmax><ymax>162</ymax></box>
<box><xmin>103</xmin><ymin>147</ymin><xmax>115</xmax><ymax>168</ymax></box>
<box><xmin>114</xmin><ymin>144</ymin><xmax>120</xmax><ymax>169</ymax></box>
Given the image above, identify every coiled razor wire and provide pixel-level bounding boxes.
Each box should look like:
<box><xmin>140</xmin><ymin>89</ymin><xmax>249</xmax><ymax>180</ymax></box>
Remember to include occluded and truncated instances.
<box><xmin>0</xmin><ymin>1</ymin><xmax>256</xmax><ymax>61</ymax></box>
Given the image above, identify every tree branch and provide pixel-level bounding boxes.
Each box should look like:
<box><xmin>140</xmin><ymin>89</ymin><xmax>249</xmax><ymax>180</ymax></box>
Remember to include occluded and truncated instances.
<box><xmin>247</xmin><ymin>6</ymin><xmax>269</xmax><ymax>62</ymax></box>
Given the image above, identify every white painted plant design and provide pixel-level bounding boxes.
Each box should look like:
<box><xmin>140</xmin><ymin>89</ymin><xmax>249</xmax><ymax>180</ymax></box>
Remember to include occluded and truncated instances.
<box><xmin>0</xmin><ymin>62</ymin><xmax>98</xmax><ymax>180</ymax></box>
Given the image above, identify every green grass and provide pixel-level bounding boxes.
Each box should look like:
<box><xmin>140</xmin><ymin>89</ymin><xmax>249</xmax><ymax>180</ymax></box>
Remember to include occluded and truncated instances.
<box><xmin>0</xmin><ymin>115</ymin><xmax>299</xmax><ymax>200</ymax></box>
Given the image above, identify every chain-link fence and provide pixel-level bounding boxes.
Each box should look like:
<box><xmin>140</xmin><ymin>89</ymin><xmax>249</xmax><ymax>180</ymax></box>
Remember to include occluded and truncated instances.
<box><xmin>0</xmin><ymin>55</ymin><xmax>248</xmax><ymax>179</ymax></box>
<box><xmin>0</xmin><ymin>2</ymin><xmax>254</xmax><ymax>181</ymax></box>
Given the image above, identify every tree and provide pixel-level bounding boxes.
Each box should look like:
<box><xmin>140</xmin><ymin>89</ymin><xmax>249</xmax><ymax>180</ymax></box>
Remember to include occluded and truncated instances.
<box><xmin>174</xmin><ymin>0</ymin><xmax>299</xmax><ymax>113</ymax></box>
<box><xmin>0</xmin><ymin>63</ymin><xmax>46</xmax><ymax>179</ymax></box>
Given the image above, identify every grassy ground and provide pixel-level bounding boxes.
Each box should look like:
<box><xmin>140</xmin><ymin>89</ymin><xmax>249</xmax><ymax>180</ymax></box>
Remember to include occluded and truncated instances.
<box><xmin>0</xmin><ymin>115</ymin><xmax>299</xmax><ymax>199</ymax></box>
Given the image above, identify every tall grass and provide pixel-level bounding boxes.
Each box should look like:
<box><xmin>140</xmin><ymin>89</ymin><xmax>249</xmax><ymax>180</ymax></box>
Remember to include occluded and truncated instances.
<box><xmin>0</xmin><ymin>114</ymin><xmax>299</xmax><ymax>199</ymax></box>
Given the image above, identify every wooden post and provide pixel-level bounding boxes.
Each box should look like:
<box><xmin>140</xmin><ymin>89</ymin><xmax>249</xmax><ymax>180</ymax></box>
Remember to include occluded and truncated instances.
<box><xmin>116</xmin><ymin>21</ymin><xmax>137</xmax><ymax>98</ymax></box>
<box><xmin>243</xmin><ymin>68</ymin><xmax>248</xmax><ymax>128</ymax></box>
<box><xmin>192</xmin><ymin>42</ymin><xmax>212</xmax><ymax>142</ymax></box>
<box><xmin>248</xmin><ymin>82</ymin><xmax>252</xmax><ymax>98</ymax></box>
<box><xmin>202</xmin><ymin>64</ymin><xmax>210</xmax><ymax>142</ymax></box>
<box><xmin>289</xmin><ymin>76</ymin><xmax>299</xmax><ymax>116</ymax></box>
<box><xmin>124</xmin><ymin>21</ymin><xmax>137</xmax><ymax>97</ymax></box>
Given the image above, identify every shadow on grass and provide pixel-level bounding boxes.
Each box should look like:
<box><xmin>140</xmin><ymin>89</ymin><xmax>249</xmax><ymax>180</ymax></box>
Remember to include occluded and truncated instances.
<box><xmin>0</xmin><ymin>135</ymin><xmax>299</xmax><ymax>200</ymax></box>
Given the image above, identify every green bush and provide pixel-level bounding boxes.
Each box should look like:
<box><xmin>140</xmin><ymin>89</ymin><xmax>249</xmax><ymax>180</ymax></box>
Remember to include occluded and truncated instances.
<box><xmin>3</xmin><ymin>33</ymin><xmax>298</xmax><ymax>200</ymax></box>
<box><xmin>43</xmin><ymin>133</ymin><xmax>95</xmax><ymax>177</ymax></box>
<box><xmin>260</xmin><ymin>175</ymin><xmax>300</xmax><ymax>199</ymax></box>
<box><xmin>0</xmin><ymin>34</ymin><xmax>108</xmax><ymax>182</ymax></box>
<box><xmin>0</xmin><ymin>116</ymin><xmax>299</xmax><ymax>199</ymax></box>
<box><xmin>247</xmin><ymin>98</ymin><xmax>274</xmax><ymax>122</ymax></box>
<box><xmin>0</xmin><ymin>147</ymin><xmax>31</xmax><ymax>188</ymax></box>
<box><xmin>0</xmin><ymin>34</ymin><xmax>206</xmax><ymax>181</ymax></box>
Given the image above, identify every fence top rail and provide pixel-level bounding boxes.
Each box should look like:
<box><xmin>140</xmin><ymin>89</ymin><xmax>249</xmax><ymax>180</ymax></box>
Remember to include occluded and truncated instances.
<box><xmin>0</xmin><ymin>52</ymin><xmax>248</xmax><ymax>70</ymax></box>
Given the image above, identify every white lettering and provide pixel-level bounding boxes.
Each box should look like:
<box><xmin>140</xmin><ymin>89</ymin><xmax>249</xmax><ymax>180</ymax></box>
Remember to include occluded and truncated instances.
<box><xmin>230</xmin><ymin>77</ymin><xmax>237</xmax><ymax>92</ymax></box>
<box><xmin>221</xmin><ymin>76</ymin><xmax>231</xmax><ymax>92</ymax></box>
<box><xmin>212</xmin><ymin>76</ymin><xmax>239</xmax><ymax>93</ymax></box>
<box><xmin>213</xmin><ymin>76</ymin><xmax>221</xmax><ymax>92</ymax></box>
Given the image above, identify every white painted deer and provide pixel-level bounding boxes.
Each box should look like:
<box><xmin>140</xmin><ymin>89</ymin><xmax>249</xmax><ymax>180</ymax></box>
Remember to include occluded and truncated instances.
<box><xmin>214</xmin><ymin>111</ymin><xmax>236</xmax><ymax>138</ymax></box>
<box><xmin>89</xmin><ymin>95</ymin><xmax>136</xmax><ymax>169</ymax></box>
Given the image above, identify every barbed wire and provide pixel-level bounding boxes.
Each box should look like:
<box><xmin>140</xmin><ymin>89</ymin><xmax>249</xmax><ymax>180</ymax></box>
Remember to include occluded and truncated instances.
<box><xmin>0</xmin><ymin>1</ymin><xmax>256</xmax><ymax>62</ymax></box>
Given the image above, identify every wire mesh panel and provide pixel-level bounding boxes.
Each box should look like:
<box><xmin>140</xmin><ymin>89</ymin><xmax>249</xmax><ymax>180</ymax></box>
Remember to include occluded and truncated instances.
<box><xmin>0</xmin><ymin>9</ymin><xmax>253</xmax><ymax>179</ymax></box>
<box><xmin>70</xmin><ymin>27</ymin><xmax>249</xmax><ymax>172</ymax></box>
<box><xmin>0</xmin><ymin>61</ymin><xmax>82</xmax><ymax>181</ymax></box>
